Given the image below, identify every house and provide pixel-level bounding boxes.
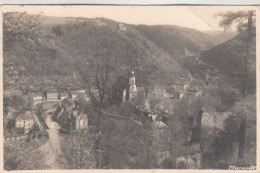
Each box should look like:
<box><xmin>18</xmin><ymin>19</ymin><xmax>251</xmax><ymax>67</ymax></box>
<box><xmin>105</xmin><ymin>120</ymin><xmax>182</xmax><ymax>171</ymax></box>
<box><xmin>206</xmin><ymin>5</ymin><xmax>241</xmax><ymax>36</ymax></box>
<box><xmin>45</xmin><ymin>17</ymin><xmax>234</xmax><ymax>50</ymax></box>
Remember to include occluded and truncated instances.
<box><xmin>61</xmin><ymin>98</ymin><xmax>74</xmax><ymax>111</ymax></box>
<box><xmin>47</xmin><ymin>90</ymin><xmax>59</xmax><ymax>100</ymax></box>
<box><xmin>71</xmin><ymin>90</ymin><xmax>85</xmax><ymax>99</ymax></box>
<box><xmin>76</xmin><ymin>113</ymin><xmax>88</xmax><ymax>130</ymax></box>
<box><xmin>59</xmin><ymin>91</ymin><xmax>69</xmax><ymax>100</ymax></box>
<box><xmin>52</xmin><ymin>102</ymin><xmax>62</xmax><ymax>112</ymax></box>
<box><xmin>231</xmin><ymin>88</ymin><xmax>240</xmax><ymax>95</ymax></box>
<box><xmin>165</xmin><ymin>86</ymin><xmax>181</xmax><ymax>100</ymax></box>
<box><xmin>33</xmin><ymin>92</ymin><xmax>42</xmax><ymax>102</ymax></box>
<box><xmin>148</xmin><ymin>114</ymin><xmax>158</xmax><ymax>122</ymax></box>
<box><xmin>15</xmin><ymin>111</ymin><xmax>35</xmax><ymax>129</ymax></box>
<box><xmin>180</xmin><ymin>92</ymin><xmax>185</xmax><ymax>100</ymax></box>
<box><xmin>186</xmin><ymin>85</ymin><xmax>197</xmax><ymax>93</ymax></box>
<box><xmin>196</xmin><ymin>90</ymin><xmax>203</xmax><ymax>97</ymax></box>
<box><xmin>154</xmin><ymin>120</ymin><xmax>167</xmax><ymax>129</ymax></box>
<box><xmin>57</xmin><ymin>109</ymin><xmax>75</xmax><ymax>132</ymax></box>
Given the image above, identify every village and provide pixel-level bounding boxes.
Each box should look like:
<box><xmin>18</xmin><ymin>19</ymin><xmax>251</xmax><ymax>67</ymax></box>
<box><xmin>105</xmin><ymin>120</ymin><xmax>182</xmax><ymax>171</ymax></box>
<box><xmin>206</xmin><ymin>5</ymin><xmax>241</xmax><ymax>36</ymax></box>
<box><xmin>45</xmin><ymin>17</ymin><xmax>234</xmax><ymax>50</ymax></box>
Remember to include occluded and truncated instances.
<box><xmin>4</xmin><ymin>64</ymin><xmax>240</xmax><ymax>136</ymax></box>
<box><xmin>3</xmin><ymin>8</ymin><xmax>256</xmax><ymax>170</ymax></box>
<box><xmin>4</xmin><ymin>68</ymin><xmax>240</xmax><ymax>168</ymax></box>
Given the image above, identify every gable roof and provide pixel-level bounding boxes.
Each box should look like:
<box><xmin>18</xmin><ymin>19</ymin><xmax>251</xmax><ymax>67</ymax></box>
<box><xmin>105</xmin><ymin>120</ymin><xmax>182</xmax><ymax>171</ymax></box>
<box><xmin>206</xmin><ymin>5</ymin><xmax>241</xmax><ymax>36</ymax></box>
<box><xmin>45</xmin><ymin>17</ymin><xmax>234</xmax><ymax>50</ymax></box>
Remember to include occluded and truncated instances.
<box><xmin>61</xmin><ymin>98</ymin><xmax>74</xmax><ymax>108</ymax></box>
<box><xmin>53</xmin><ymin>102</ymin><xmax>62</xmax><ymax>109</ymax></box>
<box><xmin>77</xmin><ymin>113</ymin><xmax>88</xmax><ymax>120</ymax></box>
<box><xmin>186</xmin><ymin>86</ymin><xmax>197</xmax><ymax>93</ymax></box>
<box><xmin>71</xmin><ymin>90</ymin><xmax>85</xmax><ymax>95</ymax></box>
<box><xmin>60</xmin><ymin>92</ymin><xmax>69</xmax><ymax>97</ymax></box>
<box><xmin>47</xmin><ymin>89</ymin><xmax>58</xmax><ymax>94</ymax></box>
<box><xmin>33</xmin><ymin>92</ymin><xmax>42</xmax><ymax>97</ymax></box>
<box><xmin>16</xmin><ymin>111</ymin><xmax>34</xmax><ymax>120</ymax></box>
<box><xmin>13</xmin><ymin>127</ymin><xmax>25</xmax><ymax>133</ymax></box>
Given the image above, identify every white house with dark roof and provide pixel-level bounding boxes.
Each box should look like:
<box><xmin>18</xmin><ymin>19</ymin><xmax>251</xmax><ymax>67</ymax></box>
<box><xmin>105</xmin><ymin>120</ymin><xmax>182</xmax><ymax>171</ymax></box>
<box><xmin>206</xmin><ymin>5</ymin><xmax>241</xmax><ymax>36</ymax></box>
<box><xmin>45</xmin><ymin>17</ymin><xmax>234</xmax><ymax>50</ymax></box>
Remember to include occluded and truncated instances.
<box><xmin>71</xmin><ymin>90</ymin><xmax>85</xmax><ymax>99</ymax></box>
<box><xmin>47</xmin><ymin>90</ymin><xmax>59</xmax><ymax>101</ymax></box>
<box><xmin>60</xmin><ymin>92</ymin><xmax>69</xmax><ymax>100</ymax></box>
<box><xmin>15</xmin><ymin>111</ymin><xmax>35</xmax><ymax>129</ymax></box>
<box><xmin>76</xmin><ymin>113</ymin><xmax>88</xmax><ymax>130</ymax></box>
<box><xmin>33</xmin><ymin>93</ymin><xmax>42</xmax><ymax>102</ymax></box>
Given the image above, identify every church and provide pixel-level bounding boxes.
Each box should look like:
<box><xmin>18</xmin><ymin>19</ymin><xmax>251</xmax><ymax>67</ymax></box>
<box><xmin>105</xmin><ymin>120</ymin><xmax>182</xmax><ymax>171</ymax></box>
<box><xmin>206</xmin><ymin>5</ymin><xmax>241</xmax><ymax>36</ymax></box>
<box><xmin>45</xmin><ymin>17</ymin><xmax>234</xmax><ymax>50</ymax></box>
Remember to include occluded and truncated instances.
<box><xmin>122</xmin><ymin>71</ymin><xmax>144</xmax><ymax>103</ymax></box>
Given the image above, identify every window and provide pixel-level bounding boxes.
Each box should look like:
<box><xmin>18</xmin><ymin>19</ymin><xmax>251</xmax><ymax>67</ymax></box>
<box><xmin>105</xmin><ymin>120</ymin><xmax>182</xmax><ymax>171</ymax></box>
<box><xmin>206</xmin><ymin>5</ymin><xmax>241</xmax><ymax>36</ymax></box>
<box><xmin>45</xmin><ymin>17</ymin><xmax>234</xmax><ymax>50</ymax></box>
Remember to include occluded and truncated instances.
<box><xmin>132</xmin><ymin>79</ymin><xmax>134</xmax><ymax>84</ymax></box>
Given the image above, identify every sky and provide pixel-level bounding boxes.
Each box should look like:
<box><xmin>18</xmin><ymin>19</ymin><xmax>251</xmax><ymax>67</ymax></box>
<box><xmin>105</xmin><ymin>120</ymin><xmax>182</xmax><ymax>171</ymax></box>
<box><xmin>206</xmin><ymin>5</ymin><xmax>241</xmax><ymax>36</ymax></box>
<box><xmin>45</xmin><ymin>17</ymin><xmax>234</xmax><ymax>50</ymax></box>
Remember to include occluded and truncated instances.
<box><xmin>2</xmin><ymin>5</ymin><xmax>257</xmax><ymax>31</ymax></box>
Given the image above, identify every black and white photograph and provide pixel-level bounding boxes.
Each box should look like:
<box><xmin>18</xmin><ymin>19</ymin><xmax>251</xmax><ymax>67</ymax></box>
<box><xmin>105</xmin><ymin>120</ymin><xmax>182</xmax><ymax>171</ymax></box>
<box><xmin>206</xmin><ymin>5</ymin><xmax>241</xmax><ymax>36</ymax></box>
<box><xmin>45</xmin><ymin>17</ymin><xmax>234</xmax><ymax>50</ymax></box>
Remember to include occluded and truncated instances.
<box><xmin>2</xmin><ymin>5</ymin><xmax>257</xmax><ymax>170</ymax></box>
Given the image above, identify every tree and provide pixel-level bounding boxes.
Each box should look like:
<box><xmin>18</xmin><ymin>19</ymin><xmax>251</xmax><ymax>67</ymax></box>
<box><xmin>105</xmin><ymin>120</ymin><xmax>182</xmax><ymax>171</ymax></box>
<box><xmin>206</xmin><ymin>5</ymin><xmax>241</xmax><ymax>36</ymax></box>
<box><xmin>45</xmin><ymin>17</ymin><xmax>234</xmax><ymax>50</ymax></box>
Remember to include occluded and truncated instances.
<box><xmin>3</xmin><ymin>12</ymin><xmax>42</xmax><ymax>50</ymax></box>
<box><xmin>58</xmin><ymin>129</ymin><xmax>95</xmax><ymax>169</ymax></box>
<box><xmin>218</xmin><ymin>10</ymin><xmax>255</xmax><ymax>99</ymax></box>
<box><xmin>78</xmin><ymin>24</ymin><xmax>122</xmax><ymax>168</ymax></box>
<box><xmin>218</xmin><ymin>11</ymin><xmax>256</xmax><ymax>162</ymax></box>
<box><xmin>231</xmin><ymin>95</ymin><xmax>256</xmax><ymax>162</ymax></box>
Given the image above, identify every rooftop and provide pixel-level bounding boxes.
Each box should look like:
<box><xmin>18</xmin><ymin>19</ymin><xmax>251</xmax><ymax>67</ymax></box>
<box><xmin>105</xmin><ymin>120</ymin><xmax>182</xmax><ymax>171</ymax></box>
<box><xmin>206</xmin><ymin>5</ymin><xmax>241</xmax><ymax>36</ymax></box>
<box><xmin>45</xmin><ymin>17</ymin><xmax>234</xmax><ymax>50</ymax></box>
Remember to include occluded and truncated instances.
<box><xmin>61</xmin><ymin>98</ymin><xmax>74</xmax><ymax>108</ymax></box>
<box><xmin>47</xmin><ymin>89</ymin><xmax>58</xmax><ymax>93</ymax></box>
<box><xmin>16</xmin><ymin>111</ymin><xmax>35</xmax><ymax>120</ymax></box>
<box><xmin>33</xmin><ymin>93</ymin><xmax>42</xmax><ymax>97</ymax></box>
<box><xmin>13</xmin><ymin>127</ymin><xmax>25</xmax><ymax>133</ymax></box>
<box><xmin>77</xmin><ymin>113</ymin><xmax>88</xmax><ymax>120</ymax></box>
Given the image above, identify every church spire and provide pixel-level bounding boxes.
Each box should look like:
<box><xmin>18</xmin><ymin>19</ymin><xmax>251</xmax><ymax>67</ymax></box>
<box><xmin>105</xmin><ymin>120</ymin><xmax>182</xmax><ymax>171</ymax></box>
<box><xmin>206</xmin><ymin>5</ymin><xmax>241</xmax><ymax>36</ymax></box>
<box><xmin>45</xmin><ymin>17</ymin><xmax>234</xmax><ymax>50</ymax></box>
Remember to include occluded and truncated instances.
<box><xmin>129</xmin><ymin>70</ymin><xmax>136</xmax><ymax>100</ymax></box>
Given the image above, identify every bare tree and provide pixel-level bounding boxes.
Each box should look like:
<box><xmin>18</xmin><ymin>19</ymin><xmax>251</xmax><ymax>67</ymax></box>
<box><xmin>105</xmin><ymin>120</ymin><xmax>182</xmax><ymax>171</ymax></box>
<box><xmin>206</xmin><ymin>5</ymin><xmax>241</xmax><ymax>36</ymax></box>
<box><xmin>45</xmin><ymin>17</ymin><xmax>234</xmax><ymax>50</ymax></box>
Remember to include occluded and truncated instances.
<box><xmin>77</xmin><ymin>25</ymin><xmax>122</xmax><ymax>168</ymax></box>
<box><xmin>59</xmin><ymin>129</ymin><xmax>95</xmax><ymax>169</ymax></box>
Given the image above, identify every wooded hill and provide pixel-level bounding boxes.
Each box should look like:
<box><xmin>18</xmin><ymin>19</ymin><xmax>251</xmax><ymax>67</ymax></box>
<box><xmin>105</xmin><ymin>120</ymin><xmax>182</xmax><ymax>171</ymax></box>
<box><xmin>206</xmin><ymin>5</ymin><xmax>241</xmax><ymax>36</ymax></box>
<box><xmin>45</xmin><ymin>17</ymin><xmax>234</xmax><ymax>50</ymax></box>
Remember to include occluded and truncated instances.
<box><xmin>134</xmin><ymin>25</ymin><xmax>236</xmax><ymax>60</ymax></box>
<box><xmin>184</xmin><ymin>31</ymin><xmax>256</xmax><ymax>94</ymax></box>
<box><xmin>4</xmin><ymin>14</ymin><xmax>237</xmax><ymax>94</ymax></box>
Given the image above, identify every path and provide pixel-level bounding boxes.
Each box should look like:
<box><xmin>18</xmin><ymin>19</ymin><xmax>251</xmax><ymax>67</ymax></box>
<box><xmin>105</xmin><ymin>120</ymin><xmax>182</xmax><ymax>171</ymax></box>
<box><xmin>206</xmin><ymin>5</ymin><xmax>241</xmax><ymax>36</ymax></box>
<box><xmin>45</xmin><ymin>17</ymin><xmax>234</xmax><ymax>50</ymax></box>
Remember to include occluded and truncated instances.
<box><xmin>39</xmin><ymin>115</ymin><xmax>62</xmax><ymax>169</ymax></box>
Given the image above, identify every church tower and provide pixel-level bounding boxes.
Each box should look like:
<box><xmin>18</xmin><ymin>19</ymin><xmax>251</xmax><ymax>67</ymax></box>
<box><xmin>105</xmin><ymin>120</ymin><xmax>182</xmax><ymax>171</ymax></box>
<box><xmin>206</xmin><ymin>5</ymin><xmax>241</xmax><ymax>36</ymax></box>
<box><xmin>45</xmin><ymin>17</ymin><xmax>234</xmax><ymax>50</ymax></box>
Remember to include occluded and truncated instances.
<box><xmin>129</xmin><ymin>70</ymin><xmax>137</xmax><ymax>100</ymax></box>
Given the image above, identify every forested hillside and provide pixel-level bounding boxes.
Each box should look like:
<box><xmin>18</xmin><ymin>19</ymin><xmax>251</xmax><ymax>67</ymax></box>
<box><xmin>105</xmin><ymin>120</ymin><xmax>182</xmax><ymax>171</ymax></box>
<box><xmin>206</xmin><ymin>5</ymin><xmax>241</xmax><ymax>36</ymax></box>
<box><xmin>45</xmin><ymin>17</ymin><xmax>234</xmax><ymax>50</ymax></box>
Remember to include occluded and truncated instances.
<box><xmin>134</xmin><ymin>25</ymin><xmax>237</xmax><ymax>60</ymax></box>
<box><xmin>4</xmin><ymin>14</ymin><xmax>193</xmax><ymax>94</ymax></box>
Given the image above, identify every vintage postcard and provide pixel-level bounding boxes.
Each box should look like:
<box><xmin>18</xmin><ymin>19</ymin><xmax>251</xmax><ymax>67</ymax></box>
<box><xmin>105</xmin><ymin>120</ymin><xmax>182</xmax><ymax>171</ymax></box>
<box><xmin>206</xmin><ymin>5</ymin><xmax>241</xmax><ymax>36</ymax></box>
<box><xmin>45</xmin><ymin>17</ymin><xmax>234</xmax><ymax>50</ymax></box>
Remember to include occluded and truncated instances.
<box><xmin>1</xmin><ymin>5</ymin><xmax>258</xmax><ymax>171</ymax></box>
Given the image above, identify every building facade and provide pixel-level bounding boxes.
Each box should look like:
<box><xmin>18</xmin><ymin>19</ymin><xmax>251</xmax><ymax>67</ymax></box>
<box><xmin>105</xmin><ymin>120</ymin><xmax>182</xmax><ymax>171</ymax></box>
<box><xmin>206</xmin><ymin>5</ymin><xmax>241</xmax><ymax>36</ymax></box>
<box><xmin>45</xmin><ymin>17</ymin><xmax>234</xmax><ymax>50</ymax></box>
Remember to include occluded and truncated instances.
<box><xmin>76</xmin><ymin>113</ymin><xmax>88</xmax><ymax>130</ymax></box>
<box><xmin>59</xmin><ymin>92</ymin><xmax>69</xmax><ymax>100</ymax></box>
<box><xmin>122</xmin><ymin>71</ymin><xmax>139</xmax><ymax>103</ymax></box>
<box><xmin>15</xmin><ymin>111</ymin><xmax>35</xmax><ymax>129</ymax></box>
<box><xmin>33</xmin><ymin>93</ymin><xmax>42</xmax><ymax>102</ymax></box>
<box><xmin>129</xmin><ymin>71</ymin><xmax>137</xmax><ymax>100</ymax></box>
<box><xmin>47</xmin><ymin>90</ymin><xmax>59</xmax><ymax>100</ymax></box>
